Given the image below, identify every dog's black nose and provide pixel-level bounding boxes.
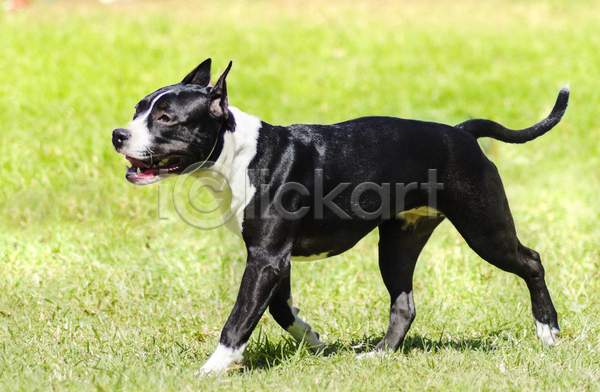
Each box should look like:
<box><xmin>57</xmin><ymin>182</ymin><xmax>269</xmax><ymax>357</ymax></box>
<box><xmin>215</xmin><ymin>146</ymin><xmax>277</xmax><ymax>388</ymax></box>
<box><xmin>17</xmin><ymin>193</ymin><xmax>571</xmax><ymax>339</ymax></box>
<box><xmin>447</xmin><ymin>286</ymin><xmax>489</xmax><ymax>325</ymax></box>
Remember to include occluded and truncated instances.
<box><xmin>112</xmin><ymin>128</ymin><xmax>131</xmax><ymax>149</ymax></box>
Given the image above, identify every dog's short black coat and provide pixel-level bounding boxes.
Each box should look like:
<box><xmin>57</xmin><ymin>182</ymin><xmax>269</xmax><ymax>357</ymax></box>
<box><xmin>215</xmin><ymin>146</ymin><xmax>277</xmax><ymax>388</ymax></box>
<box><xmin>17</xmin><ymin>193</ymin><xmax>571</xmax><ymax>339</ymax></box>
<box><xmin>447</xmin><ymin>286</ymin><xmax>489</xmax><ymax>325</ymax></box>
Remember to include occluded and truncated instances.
<box><xmin>112</xmin><ymin>59</ymin><xmax>569</xmax><ymax>374</ymax></box>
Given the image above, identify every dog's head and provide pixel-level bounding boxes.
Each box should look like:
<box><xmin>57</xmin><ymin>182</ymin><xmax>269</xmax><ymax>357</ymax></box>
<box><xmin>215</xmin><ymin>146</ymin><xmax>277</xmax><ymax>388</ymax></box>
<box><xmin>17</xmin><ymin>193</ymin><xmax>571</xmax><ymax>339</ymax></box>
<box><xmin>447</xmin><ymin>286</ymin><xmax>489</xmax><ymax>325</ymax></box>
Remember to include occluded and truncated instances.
<box><xmin>112</xmin><ymin>59</ymin><xmax>233</xmax><ymax>185</ymax></box>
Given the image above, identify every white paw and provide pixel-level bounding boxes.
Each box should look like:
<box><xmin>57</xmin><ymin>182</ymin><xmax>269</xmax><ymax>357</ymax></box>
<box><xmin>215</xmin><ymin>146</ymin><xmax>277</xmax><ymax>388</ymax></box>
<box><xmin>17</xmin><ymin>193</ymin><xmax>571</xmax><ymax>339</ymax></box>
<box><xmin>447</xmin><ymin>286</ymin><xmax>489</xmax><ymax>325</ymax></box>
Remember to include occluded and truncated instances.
<box><xmin>195</xmin><ymin>365</ymin><xmax>225</xmax><ymax>377</ymax></box>
<box><xmin>304</xmin><ymin>329</ymin><xmax>326</xmax><ymax>354</ymax></box>
<box><xmin>356</xmin><ymin>350</ymin><xmax>391</xmax><ymax>360</ymax></box>
<box><xmin>535</xmin><ymin>320</ymin><xmax>560</xmax><ymax>346</ymax></box>
<box><xmin>195</xmin><ymin>343</ymin><xmax>246</xmax><ymax>376</ymax></box>
<box><xmin>307</xmin><ymin>337</ymin><xmax>326</xmax><ymax>354</ymax></box>
<box><xmin>287</xmin><ymin>320</ymin><xmax>325</xmax><ymax>353</ymax></box>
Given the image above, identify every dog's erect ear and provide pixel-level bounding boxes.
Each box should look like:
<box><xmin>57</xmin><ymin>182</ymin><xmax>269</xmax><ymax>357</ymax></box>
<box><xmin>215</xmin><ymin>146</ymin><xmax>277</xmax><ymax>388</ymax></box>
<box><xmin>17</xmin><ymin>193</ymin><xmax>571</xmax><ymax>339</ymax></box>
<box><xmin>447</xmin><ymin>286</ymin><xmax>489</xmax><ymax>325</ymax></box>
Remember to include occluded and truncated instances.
<box><xmin>181</xmin><ymin>58</ymin><xmax>212</xmax><ymax>86</ymax></box>
<box><xmin>209</xmin><ymin>61</ymin><xmax>232</xmax><ymax>119</ymax></box>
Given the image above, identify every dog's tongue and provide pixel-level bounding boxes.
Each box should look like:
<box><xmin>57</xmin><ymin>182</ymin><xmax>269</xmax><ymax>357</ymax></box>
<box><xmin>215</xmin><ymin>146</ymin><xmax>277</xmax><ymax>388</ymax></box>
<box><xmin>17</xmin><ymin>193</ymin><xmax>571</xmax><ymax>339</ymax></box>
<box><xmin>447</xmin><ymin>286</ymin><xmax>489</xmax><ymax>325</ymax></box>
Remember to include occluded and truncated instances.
<box><xmin>126</xmin><ymin>157</ymin><xmax>150</xmax><ymax>169</ymax></box>
<box><xmin>125</xmin><ymin>156</ymin><xmax>159</xmax><ymax>184</ymax></box>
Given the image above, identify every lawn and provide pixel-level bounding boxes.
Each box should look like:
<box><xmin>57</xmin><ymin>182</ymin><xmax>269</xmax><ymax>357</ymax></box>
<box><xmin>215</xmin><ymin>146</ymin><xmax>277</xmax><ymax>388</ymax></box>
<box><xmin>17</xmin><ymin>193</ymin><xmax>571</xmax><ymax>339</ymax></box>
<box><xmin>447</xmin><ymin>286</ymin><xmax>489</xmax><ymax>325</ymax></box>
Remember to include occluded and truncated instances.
<box><xmin>0</xmin><ymin>0</ymin><xmax>599</xmax><ymax>390</ymax></box>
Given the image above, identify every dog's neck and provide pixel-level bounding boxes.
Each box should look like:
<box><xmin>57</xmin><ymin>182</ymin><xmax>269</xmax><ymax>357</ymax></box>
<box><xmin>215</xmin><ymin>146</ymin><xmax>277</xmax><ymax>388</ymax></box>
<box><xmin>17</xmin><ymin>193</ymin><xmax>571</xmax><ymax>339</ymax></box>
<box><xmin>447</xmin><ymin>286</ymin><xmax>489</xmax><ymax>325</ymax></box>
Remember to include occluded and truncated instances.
<box><xmin>215</xmin><ymin>107</ymin><xmax>262</xmax><ymax>173</ymax></box>
<box><xmin>207</xmin><ymin>106</ymin><xmax>262</xmax><ymax>235</ymax></box>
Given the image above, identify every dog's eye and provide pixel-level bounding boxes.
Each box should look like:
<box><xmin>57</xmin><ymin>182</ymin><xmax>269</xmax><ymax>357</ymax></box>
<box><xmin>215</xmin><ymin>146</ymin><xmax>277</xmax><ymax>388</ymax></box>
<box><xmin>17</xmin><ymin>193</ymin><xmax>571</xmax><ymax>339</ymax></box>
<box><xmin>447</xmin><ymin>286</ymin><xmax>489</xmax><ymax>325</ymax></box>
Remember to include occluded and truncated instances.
<box><xmin>157</xmin><ymin>114</ymin><xmax>172</xmax><ymax>123</ymax></box>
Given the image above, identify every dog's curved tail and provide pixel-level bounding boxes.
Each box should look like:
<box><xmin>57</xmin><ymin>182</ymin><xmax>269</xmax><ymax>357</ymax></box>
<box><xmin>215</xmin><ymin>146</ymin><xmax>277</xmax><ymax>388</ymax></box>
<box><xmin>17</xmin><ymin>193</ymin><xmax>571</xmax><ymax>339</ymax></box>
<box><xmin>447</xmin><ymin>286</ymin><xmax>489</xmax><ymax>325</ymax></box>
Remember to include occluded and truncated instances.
<box><xmin>455</xmin><ymin>85</ymin><xmax>569</xmax><ymax>144</ymax></box>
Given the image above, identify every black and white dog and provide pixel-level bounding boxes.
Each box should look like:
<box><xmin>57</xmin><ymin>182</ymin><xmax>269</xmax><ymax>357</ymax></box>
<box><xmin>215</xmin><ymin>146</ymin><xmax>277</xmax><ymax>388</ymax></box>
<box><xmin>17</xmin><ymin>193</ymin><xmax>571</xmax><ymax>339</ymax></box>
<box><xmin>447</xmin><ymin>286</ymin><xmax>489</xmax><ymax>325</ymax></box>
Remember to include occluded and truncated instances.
<box><xmin>112</xmin><ymin>59</ymin><xmax>568</xmax><ymax>374</ymax></box>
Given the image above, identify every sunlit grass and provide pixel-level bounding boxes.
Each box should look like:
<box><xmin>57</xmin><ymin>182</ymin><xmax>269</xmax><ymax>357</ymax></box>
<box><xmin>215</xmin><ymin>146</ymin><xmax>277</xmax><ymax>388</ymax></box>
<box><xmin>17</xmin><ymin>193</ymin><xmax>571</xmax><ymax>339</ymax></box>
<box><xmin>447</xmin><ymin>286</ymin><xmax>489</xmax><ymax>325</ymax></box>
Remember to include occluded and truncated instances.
<box><xmin>0</xmin><ymin>0</ymin><xmax>599</xmax><ymax>390</ymax></box>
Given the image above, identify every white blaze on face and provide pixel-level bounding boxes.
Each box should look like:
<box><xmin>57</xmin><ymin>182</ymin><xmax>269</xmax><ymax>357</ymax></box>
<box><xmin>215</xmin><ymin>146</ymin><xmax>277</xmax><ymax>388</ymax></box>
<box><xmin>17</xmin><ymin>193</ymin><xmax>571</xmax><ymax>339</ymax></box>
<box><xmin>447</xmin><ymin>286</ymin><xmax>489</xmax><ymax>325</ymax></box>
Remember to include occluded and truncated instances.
<box><xmin>123</xmin><ymin>90</ymin><xmax>172</xmax><ymax>158</ymax></box>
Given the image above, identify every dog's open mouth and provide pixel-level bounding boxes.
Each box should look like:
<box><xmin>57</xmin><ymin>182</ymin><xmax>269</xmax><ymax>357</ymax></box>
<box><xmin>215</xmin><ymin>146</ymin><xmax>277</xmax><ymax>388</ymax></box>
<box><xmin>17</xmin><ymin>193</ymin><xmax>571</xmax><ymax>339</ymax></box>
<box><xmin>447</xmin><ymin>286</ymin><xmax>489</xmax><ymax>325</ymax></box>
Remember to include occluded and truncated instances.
<box><xmin>125</xmin><ymin>156</ymin><xmax>189</xmax><ymax>184</ymax></box>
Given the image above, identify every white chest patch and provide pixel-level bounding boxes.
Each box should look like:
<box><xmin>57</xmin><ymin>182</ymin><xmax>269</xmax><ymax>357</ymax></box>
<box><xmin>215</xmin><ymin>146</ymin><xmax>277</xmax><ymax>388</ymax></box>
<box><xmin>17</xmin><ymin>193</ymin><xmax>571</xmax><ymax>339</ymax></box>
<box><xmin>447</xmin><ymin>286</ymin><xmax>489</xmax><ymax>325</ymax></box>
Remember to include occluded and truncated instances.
<box><xmin>211</xmin><ymin>107</ymin><xmax>261</xmax><ymax>236</ymax></box>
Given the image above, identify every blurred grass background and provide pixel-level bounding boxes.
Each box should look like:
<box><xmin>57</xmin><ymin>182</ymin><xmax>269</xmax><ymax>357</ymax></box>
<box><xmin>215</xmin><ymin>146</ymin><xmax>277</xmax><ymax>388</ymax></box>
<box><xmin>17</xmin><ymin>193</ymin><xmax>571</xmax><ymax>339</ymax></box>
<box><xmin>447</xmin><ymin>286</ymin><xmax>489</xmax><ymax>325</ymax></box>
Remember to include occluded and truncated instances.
<box><xmin>0</xmin><ymin>0</ymin><xmax>599</xmax><ymax>390</ymax></box>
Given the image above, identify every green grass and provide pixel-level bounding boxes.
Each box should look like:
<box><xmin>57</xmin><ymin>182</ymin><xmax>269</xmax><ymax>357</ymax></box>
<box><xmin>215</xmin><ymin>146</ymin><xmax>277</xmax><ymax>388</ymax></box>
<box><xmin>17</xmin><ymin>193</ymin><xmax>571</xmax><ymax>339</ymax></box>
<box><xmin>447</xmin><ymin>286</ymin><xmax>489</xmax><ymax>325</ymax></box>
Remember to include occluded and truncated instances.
<box><xmin>1</xmin><ymin>0</ymin><xmax>599</xmax><ymax>390</ymax></box>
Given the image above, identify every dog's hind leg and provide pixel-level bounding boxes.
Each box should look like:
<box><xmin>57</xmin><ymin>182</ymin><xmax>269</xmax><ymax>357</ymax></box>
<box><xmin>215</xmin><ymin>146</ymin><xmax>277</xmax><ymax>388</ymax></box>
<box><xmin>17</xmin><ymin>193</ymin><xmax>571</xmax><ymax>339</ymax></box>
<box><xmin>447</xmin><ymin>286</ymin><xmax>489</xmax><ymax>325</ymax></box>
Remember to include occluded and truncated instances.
<box><xmin>360</xmin><ymin>213</ymin><xmax>445</xmax><ymax>358</ymax></box>
<box><xmin>444</xmin><ymin>162</ymin><xmax>560</xmax><ymax>345</ymax></box>
<box><xmin>269</xmin><ymin>275</ymin><xmax>325</xmax><ymax>352</ymax></box>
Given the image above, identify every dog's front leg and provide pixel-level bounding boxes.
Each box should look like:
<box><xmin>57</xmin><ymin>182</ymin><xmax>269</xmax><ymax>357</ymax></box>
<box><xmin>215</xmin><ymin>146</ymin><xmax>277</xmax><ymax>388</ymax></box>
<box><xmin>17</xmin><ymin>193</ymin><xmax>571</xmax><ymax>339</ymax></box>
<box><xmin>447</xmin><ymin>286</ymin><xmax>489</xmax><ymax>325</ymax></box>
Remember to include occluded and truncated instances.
<box><xmin>197</xmin><ymin>248</ymin><xmax>292</xmax><ymax>375</ymax></box>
